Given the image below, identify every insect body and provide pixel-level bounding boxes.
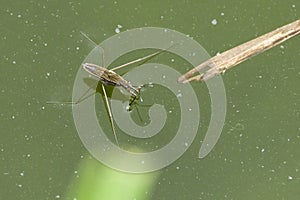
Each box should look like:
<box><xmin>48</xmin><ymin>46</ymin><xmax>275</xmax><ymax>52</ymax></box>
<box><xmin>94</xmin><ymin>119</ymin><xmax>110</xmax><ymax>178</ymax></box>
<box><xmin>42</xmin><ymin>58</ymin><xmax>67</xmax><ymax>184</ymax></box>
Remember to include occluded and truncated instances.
<box><xmin>48</xmin><ymin>32</ymin><xmax>171</xmax><ymax>145</ymax></box>
<box><xmin>82</xmin><ymin>63</ymin><xmax>139</xmax><ymax>97</ymax></box>
<box><xmin>80</xmin><ymin>62</ymin><xmax>144</xmax><ymax>146</ymax></box>
<box><xmin>75</xmin><ymin>48</ymin><xmax>167</xmax><ymax>145</ymax></box>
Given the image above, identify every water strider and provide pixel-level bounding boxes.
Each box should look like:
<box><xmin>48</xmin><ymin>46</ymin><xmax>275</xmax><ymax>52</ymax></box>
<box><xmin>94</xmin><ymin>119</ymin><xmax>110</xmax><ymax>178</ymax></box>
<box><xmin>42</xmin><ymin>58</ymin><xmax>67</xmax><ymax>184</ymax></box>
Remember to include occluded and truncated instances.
<box><xmin>178</xmin><ymin>19</ymin><xmax>300</xmax><ymax>83</ymax></box>
<box><xmin>80</xmin><ymin>52</ymin><xmax>162</xmax><ymax>145</ymax></box>
<box><xmin>48</xmin><ymin>32</ymin><xmax>171</xmax><ymax>144</ymax></box>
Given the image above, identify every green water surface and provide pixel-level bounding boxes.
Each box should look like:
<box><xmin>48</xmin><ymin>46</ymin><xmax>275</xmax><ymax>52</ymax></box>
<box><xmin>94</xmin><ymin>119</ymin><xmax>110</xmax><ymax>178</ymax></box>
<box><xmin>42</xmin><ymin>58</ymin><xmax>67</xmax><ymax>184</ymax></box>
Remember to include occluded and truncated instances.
<box><xmin>1</xmin><ymin>0</ymin><xmax>299</xmax><ymax>199</ymax></box>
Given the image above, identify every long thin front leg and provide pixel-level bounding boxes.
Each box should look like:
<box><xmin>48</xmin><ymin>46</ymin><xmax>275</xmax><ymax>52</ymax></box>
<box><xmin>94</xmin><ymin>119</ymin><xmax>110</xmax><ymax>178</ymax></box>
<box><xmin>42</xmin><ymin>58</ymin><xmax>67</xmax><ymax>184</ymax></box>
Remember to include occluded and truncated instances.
<box><xmin>101</xmin><ymin>84</ymin><xmax>119</xmax><ymax>145</ymax></box>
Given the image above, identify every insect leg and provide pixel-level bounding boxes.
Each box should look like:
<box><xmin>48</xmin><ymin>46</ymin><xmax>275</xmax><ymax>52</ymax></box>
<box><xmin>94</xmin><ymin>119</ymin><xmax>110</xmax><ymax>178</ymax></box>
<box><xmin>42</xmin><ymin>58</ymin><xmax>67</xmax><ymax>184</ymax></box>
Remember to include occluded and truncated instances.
<box><xmin>110</xmin><ymin>45</ymin><xmax>174</xmax><ymax>71</ymax></box>
<box><xmin>47</xmin><ymin>82</ymin><xmax>98</xmax><ymax>105</ymax></box>
<box><xmin>101</xmin><ymin>84</ymin><xmax>119</xmax><ymax>145</ymax></box>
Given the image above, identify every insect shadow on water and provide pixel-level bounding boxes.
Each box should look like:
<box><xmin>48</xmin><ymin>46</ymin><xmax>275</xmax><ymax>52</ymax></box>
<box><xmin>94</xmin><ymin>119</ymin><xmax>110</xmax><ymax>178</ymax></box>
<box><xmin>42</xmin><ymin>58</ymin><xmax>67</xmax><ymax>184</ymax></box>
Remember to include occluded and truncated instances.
<box><xmin>47</xmin><ymin>31</ymin><xmax>173</xmax><ymax>145</ymax></box>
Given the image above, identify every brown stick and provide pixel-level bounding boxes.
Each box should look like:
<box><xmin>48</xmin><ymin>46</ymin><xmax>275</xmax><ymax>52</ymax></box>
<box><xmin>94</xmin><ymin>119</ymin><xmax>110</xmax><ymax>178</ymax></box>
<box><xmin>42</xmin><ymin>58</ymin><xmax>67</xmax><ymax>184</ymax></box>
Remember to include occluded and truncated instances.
<box><xmin>178</xmin><ymin>19</ymin><xmax>300</xmax><ymax>83</ymax></box>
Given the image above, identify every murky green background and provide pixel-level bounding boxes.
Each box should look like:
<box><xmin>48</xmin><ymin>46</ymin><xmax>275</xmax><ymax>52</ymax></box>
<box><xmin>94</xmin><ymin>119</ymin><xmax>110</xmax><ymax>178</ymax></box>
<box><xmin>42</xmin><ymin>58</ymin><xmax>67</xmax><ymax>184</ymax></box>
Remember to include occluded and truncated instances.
<box><xmin>1</xmin><ymin>0</ymin><xmax>299</xmax><ymax>199</ymax></box>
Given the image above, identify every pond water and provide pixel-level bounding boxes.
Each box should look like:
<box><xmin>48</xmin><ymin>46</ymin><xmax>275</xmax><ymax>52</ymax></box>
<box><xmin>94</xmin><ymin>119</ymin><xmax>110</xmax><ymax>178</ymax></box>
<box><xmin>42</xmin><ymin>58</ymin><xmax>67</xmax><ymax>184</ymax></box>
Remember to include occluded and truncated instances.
<box><xmin>1</xmin><ymin>1</ymin><xmax>299</xmax><ymax>199</ymax></box>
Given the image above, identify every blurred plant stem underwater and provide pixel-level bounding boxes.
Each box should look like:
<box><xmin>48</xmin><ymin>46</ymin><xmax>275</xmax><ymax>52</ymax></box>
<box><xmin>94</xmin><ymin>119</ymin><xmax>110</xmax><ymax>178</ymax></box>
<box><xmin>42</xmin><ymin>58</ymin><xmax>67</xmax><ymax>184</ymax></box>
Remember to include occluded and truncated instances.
<box><xmin>64</xmin><ymin>156</ymin><xmax>160</xmax><ymax>200</ymax></box>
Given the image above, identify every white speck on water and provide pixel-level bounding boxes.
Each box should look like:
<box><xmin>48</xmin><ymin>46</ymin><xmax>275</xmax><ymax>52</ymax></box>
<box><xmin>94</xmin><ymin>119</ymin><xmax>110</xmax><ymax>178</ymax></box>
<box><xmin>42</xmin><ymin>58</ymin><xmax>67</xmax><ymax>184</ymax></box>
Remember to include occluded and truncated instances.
<box><xmin>20</xmin><ymin>172</ymin><xmax>24</xmax><ymax>176</ymax></box>
<box><xmin>41</xmin><ymin>106</ymin><xmax>45</xmax><ymax>110</ymax></box>
<box><xmin>221</xmin><ymin>12</ymin><xmax>225</xmax><ymax>16</ymax></box>
<box><xmin>160</xmin><ymin>15</ymin><xmax>164</xmax><ymax>19</ymax></box>
<box><xmin>169</xmin><ymin>110</ymin><xmax>172</xmax><ymax>113</ymax></box>
<box><xmin>44</xmin><ymin>43</ymin><xmax>48</xmax><ymax>47</ymax></box>
<box><xmin>17</xmin><ymin>14</ymin><xmax>22</xmax><ymax>18</ymax></box>
<box><xmin>46</xmin><ymin>72</ymin><xmax>50</xmax><ymax>77</ymax></box>
<box><xmin>25</xmin><ymin>134</ymin><xmax>30</xmax><ymax>140</ymax></box>
<box><xmin>12</xmin><ymin>115</ymin><xmax>15</xmax><ymax>119</ymax></box>
<box><xmin>12</xmin><ymin>60</ymin><xmax>16</xmax><ymax>64</ymax></box>
<box><xmin>176</xmin><ymin>90</ymin><xmax>182</xmax><ymax>98</ymax></box>
<box><xmin>184</xmin><ymin>142</ymin><xmax>188</xmax><ymax>146</ymax></box>
<box><xmin>17</xmin><ymin>184</ymin><xmax>22</xmax><ymax>188</ymax></box>
<box><xmin>176</xmin><ymin>166</ymin><xmax>180</xmax><ymax>170</ymax></box>
<box><xmin>288</xmin><ymin>176</ymin><xmax>293</xmax><ymax>180</ymax></box>
<box><xmin>292</xmin><ymin>4</ymin><xmax>295</xmax><ymax>8</ymax></box>
<box><xmin>261</xmin><ymin>148</ymin><xmax>265</xmax><ymax>153</ymax></box>
<box><xmin>76</xmin><ymin>46</ymin><xmax>79</xmax><ymax>50</ymax></box>
<box><xmin>211</xmin><ymin>19</ymin><xmax>218</xmax><ymax>25</ymax></box>
<box><xmin>280</xmin><ymin>45</ymin><xmax>285</xmax><ymax>49</ymax></box>
<box><xmin>171</xmin><ymin>58</ymin><xmax>175</xmax><ymax>62</ymax></box>
<box><xmin>55</xmin><ymin>195</ymin><xmax>61</xmax><ymax>199</ymax></box>
<box><xmin>162</xmin><ymin>75</ymin><xmax>166</xmax><ymax>79</ymax></box>
<box><xmin>141</xmin><ymin>160</ymin><xmax>145</xmax><ymax>164</ymax></box>
<box><xmin>188</xmin><ymin>108</ymin><xmax>192</xmax><ymax>111</ymax></box>
<box><xmin>283</xmin><ymin>161</ymin><xmax>287</xmax><ymax>165</ymax></box>
<box><xmin>115</xmin><ymin>24</ymin><xmax>123</xmax><ymax>33</ymax></box>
